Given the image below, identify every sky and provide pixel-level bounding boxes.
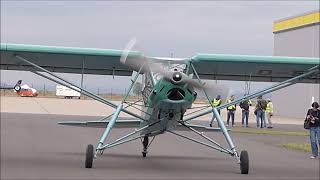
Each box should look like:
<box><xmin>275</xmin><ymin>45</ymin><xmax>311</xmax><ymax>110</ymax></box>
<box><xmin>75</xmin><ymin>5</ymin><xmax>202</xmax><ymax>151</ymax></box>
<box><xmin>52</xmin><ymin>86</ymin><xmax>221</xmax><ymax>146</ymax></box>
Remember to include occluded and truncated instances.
<box><xmin>0</xmin><ymin>1</ymin><xmax>319</xmax><ymax>96</ymax></box>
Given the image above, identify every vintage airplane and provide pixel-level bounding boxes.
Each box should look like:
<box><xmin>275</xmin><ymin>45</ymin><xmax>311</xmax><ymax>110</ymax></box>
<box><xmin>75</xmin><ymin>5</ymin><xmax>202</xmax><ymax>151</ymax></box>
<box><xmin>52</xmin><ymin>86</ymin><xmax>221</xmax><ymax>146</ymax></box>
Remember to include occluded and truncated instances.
<box><xmin>0</xmin><ymin>80</ymin><xmax>38</xmax><ymax>97</ymax></box>
<box><xmin>1</xmin><ymin>40</ymin><xmax>319</xmax><ymax>174</ymax></box>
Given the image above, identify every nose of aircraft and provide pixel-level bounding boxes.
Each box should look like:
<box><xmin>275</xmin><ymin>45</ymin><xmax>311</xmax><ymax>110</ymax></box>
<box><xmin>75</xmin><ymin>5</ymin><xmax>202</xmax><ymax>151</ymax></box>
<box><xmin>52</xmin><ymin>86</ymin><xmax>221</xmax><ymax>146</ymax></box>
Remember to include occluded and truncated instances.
<box><xmin>167</xmin><ymin>88</ymin><xmax>185</xmax><ymax>101</ymax></box>
<box><xmin>172</xmin><ymin>71</ymin><xmax>182</xmax><ymax>82</ymax></box>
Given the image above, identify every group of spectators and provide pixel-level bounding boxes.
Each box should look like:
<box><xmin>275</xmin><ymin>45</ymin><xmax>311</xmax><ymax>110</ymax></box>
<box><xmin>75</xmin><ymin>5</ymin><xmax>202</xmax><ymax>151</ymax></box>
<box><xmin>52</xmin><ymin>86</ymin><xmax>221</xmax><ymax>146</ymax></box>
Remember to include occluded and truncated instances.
<box><xmin>209</xmin><ymin>95</ymin><xmax>274</xmax><ymax>128</ymax></box>
<box><xmin>209</xmin><ymin>95</ymin><xmax>320</xmax><ymax>159</ymax></box>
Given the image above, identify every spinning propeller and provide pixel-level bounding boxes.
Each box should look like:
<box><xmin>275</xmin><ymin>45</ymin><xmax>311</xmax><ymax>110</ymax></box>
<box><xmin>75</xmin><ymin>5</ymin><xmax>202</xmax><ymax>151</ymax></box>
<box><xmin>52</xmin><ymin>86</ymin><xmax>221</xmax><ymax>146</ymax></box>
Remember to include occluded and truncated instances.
<box><xmin>119</xmin><ymin>38</ymin><xmax>229</xmax><ymax>97</ymax></box>
<box><xmin>120</xmin><ymin>38</ymin><xmax>204</xmax><ymax>89</ymax></box>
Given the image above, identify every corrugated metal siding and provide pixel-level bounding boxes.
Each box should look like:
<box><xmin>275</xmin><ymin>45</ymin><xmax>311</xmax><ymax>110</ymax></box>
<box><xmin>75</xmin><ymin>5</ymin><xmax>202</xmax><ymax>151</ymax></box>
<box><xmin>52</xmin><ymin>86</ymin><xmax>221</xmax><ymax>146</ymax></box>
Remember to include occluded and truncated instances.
<box><xmin>272</xmin><ymin>83</ymin><xmax>319</xmax><ymax>118</ymax></box>
<box><xmin>274</xmin><ymin>24</ymin><xmax>319</xmax><ymax>58</ymax></box>
<box><xmin>272</xmin><ymin>23</ymin><xmax>319</xmax><ymax>118</ymax></box>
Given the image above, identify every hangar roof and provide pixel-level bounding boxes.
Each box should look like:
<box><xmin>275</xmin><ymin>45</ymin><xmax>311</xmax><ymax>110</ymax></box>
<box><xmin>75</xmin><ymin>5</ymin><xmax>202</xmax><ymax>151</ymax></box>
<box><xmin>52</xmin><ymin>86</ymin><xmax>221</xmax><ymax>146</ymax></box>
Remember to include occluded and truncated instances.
<box><xmin>273</xmin><ymin>9</ymin><xmax>320</xmax><ymax>33</ymax></box>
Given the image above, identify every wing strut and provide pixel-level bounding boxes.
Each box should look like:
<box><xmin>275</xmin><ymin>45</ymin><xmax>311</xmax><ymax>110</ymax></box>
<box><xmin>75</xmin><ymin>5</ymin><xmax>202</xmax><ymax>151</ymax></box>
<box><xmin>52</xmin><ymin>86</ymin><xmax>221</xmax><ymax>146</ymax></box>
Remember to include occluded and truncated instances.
<box><xmin>183</xmin><ymin>63</ymin><xmax>319</xmax><ymax>166</ymax></box>
<box><xmin>187</xmin><ymin>62</ymin><xmax>240</xmax><ymax>162</ymax></box>
<box><xmin>14</xmin><ymin>55</ymin><xmax>146</xmax><ymax>122</ymax></box>
<box><xmin>184</xmin><ymin>65</ymin><xmax>319</xmax><ymax>122</ymax></box>
<box><xmin>96</xmin><ymin>63</ymin><xmax>146</xmax><ymax>153</ymax></box>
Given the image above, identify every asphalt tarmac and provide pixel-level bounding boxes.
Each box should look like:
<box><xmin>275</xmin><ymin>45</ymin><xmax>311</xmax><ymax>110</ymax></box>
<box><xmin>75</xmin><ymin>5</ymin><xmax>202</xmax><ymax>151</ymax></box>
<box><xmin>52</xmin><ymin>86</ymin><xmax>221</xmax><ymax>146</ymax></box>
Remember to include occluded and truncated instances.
<box><xmin>1</xmin><ymin>113</ymin><xmax>319</xmax><ymax>180</ymax></box>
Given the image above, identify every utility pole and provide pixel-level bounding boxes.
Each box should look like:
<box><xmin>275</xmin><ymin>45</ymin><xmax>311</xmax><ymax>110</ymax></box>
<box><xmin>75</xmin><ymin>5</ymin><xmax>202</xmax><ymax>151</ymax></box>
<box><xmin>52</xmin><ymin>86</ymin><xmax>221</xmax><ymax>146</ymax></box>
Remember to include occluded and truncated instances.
<box><xmin>80</xmin><ymin>58</ymin><xmax>85</xmax><ymax>99</ymax></box>
<box><xmin>43</xmin><ymin>84</ymin><xmax>46</xmax><ymax>96</ymax></box>
<box><xmin>111</xmin><ymin>88</ymin><xmax>113</xmax><ymax>100</ymax></box>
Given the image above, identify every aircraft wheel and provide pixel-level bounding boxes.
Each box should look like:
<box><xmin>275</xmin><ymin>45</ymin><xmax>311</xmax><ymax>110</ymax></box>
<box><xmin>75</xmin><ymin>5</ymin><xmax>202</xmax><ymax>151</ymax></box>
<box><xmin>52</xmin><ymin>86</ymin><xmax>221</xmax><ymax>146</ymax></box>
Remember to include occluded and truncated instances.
<box><xmin>240</xmin><ymin>150</ymin><xmax>249</xmax><ymax>174</ymax></box>
<box><xmin>85</xmin><ymin>144</ymin><xmax>94</xmax><ymax>168</ymax></box>
<box><xmin>142</xmin><ymin>152</ymin><xmax>147</xmax><ymax>157</ymax></box>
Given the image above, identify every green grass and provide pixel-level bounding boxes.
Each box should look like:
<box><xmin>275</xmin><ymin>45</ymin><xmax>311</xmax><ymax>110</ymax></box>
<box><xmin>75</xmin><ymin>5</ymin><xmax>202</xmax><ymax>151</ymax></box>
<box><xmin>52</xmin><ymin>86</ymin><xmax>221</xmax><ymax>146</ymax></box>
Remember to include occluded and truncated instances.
<box><xmin>231</xmin><ymin>128</ymin><xmax>308</xmax><ymax>136</ymax></box>
<box><xmin>281</xmin><ymin>143</ymin><xmax>311</xmax><ymax>153</ymax></box>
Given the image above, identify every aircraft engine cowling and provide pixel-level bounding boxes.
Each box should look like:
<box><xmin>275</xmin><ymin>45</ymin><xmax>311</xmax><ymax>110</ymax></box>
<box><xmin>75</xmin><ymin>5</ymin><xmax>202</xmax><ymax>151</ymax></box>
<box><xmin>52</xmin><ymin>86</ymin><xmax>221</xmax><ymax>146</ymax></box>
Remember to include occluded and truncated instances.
<box><xmin>167</xmin><ymin>88</ymin><xmax>185</xmax><ymax>101</ymax></box>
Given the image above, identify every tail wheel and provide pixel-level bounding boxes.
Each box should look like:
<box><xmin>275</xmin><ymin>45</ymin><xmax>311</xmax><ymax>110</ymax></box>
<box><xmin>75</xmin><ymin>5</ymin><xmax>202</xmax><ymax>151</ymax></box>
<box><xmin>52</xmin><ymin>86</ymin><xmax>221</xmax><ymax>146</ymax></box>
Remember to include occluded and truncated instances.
<box><xmin>240</xmin><ymin>150</ymin><xmax>249</xmax><ymax>174</ymax></box>
<box><xmin>14</xmin><ymin>85</ymin><xmax>21</xmax><ymax>92</ymax></box>
<box><xmin>142</xmin><ymin>152</ymin><xmax>147</xmax><ymax>157</ymax></box>
<box><xmin>142</xmin><ymin>136</ymin><xmax>149</xmax><ymax>158</ymax></box>
<box><xmin>85</xmin><ymin>144</ymin><xmax>94</xmax><ymax>168</ymax></box>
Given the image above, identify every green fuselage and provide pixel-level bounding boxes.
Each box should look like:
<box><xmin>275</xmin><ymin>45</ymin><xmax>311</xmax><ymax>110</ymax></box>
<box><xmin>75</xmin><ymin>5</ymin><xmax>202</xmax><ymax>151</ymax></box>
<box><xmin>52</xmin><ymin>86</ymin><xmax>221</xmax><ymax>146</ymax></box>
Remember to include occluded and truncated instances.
<box><xmin>140</xmin><ymin>76</ymin><xmax>197</xmax><ymax>136</ymax></box>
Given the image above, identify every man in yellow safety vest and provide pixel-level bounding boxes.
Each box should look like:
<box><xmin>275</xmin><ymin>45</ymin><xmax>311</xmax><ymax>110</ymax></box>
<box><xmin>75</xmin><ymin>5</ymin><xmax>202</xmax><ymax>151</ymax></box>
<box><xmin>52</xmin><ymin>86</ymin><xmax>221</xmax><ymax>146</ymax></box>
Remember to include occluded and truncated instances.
<box><xmin>209</xmin><ymin>95</ymin><xmax>222</xmax><ymax>127</ymax></box>
<box><xmin>265</xmin><ymin>98</ymin><xmax>274</xmax><ymax>128</ymax></box>
<box><xmin>226</xmin><ymin>95</ymin><xmax>236</xmax><ymax>127</ymax></box>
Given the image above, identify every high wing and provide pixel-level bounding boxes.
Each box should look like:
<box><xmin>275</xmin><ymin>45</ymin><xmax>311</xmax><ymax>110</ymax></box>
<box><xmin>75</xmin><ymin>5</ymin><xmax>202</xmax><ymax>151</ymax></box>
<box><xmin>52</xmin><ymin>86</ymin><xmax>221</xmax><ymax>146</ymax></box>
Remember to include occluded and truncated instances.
<box><xmin>190</xmin><ymin>53</ymin><xmax>319</xmax><ymax>83</ymax></box>
<box><xmin>0</xmin><ymin>43</ymin><xmax>144</xmax><ymax>76</ymax></box>
<box><xmin>1</xmin><ymin>43</ymin><xmax>319</xmax><ymax>83</ymax></box>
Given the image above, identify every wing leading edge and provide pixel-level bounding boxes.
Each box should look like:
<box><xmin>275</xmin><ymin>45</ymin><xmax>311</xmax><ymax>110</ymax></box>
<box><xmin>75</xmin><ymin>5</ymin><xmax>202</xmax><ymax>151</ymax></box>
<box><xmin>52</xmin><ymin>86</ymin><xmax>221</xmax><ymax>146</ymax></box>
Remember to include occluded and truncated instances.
<box><xmin>1</xmin><ymin>43</ymin><xmax>319</xmax><ymax>83</ymax></box>
<box><xmin>0</xmin><ymin>43</ymin><xmax>143</xmax><ymax>76</ymax></box>
<box><xmin>190</xmin><ymin>53</ymin><xmax>319</xmax><ymax>83</ymax></box>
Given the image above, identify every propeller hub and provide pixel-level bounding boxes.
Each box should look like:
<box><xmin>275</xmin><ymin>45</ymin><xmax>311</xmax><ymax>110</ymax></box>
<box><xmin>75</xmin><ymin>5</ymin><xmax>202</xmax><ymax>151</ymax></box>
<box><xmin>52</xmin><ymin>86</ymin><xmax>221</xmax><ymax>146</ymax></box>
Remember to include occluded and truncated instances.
<box><xmin>172</xmin><ymin>72</ymin><xmax>182</xmax><ymax>83</ymax></box>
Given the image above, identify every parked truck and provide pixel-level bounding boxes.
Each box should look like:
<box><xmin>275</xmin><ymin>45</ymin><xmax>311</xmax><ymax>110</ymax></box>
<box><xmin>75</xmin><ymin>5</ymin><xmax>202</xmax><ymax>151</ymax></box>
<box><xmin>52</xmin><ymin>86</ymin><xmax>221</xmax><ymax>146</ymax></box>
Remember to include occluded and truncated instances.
<box><xmin>56</xmin><ymin>85</ymin><xmax>81</xmax><ymax>99</ymax></box>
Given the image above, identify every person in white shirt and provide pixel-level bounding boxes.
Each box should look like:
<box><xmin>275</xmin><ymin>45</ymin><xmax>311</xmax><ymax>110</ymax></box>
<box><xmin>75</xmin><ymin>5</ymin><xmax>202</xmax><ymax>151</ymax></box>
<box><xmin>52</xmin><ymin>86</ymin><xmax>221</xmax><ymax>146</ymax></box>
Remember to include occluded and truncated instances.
<box><xmin>265</xmin><ymin>98</ymin><xmax>274</xmax><ymax>128</ymax></box>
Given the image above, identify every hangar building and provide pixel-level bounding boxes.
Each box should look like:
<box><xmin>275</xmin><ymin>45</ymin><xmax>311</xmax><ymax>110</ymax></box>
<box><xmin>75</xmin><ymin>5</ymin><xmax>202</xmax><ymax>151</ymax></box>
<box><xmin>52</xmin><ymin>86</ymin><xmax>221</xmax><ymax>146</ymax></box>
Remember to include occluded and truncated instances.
<box><xmin>272</xmin><ymin>10</ymin><xmax>319</xmax><ymax>118</ymax></box>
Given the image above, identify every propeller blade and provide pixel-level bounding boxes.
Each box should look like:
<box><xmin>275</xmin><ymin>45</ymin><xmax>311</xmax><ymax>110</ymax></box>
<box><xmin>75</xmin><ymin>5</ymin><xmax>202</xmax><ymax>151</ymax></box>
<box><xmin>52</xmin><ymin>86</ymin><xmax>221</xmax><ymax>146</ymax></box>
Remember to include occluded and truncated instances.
<box><xmin>120</xmin><ymin>38</ymin><xmax>172</xmax><ymax>77</ymax></box>
<box><xmin>200</xmin><ymin>83</ymin><xmax>230</xmax><ymax>100</ymax></box>
<box><xmin>120</xmin><ymin>38</ymin><xmax>137</xmax><ymax>65</ymax></box>
<box><xmin>119</xmin><ymin>39</ymin><xmax>226</xmax><ymax>95</ymax></box>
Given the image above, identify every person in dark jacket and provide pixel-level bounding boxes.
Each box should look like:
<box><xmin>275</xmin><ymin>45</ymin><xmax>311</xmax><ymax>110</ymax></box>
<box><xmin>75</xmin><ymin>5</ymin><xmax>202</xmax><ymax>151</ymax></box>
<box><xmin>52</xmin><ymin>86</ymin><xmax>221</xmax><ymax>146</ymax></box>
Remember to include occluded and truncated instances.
<box><xmin>255</xmin><ymin>95</ymin><xmax>267</xmax><ymax>128</ymax></box>
<box><xmin>306</xmin><ymin>102</ymin><xmax>320</xmax><ymax>159</ymax></box>
<box><xmin>240</xmin><ymin>98</ymin><xmax>250</xmax><ymax>127</ymax></box>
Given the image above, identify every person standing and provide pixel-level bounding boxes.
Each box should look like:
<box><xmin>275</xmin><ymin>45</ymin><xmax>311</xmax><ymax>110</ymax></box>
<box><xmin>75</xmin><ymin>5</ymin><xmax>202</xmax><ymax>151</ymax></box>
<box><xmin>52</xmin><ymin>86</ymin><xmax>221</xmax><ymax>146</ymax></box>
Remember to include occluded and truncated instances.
<box><xmin>265</xmin><ymin>98</ymin><xmax>274</xmax><ymax>128</ymax></box>
<box><xmin>226</xmin><ymin>95</ymin><xmax>236</xmax><ymax>127</ymax></box>
<box><xmin>255</xmin><ymin>95</ymin><xmax>267</xmax><ymax>128</ymax></box>
<box><xmin>248</xmin><ymin>99</ymin><xmax>253</xmax><ymax>106</ymax></box>
<box><xmin>210</xmin><ymin>95</ymin><xmax>222</xmax><ymax>127</ymax></box>
<box><xmin>306</xmin><ymin>102</ymin><xmax>320</xmax><ymax>159</ymax></box>
<box><xmin>240</xmin><ymin>98</ymin><xmax>250</xmax><ymax>127</ymax></box>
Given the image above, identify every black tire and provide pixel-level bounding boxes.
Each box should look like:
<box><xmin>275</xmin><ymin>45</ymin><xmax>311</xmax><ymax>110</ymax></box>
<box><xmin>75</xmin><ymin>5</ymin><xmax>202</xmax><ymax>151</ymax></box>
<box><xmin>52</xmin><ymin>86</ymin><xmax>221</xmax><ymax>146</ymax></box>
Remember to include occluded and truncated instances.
<box><xmin>240</xmin><ymin>150</ymin><xmax>249</xmax><ymax>174</ymax></box>
<box><xmin>14</xmin><ymin>85</ymin><xmax>21</xmax><ymax>92</ymax></box>
<box><xmin>85</xmin><ymin>144</ymin><xmax>94</xmax><ymax>168</ymax></box>
<box><xmin>142</xmin><ymin>152</ymin><xmax>147</xmax><ymax>157</ymax></box>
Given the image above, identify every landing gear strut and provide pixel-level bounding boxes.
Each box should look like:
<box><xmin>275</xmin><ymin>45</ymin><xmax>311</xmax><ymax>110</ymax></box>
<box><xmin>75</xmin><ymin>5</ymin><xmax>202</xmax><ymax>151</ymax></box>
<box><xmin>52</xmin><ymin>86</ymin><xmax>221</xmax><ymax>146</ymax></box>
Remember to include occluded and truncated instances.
<box><xmin>142</xmin><ymin>136</ymin><xmax>149</xmax><ymax>157</ymax></box>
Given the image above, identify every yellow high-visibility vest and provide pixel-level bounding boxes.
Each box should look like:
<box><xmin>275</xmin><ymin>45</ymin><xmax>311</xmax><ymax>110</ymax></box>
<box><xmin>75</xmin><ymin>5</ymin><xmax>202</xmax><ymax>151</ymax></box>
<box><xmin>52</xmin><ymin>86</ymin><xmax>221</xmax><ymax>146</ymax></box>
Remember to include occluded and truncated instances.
<box><xmin>212</xmin><ymin>98</ymin><xmax>221</xmax><ymax>107</ymax></box>
<box><xmin>266</xmin><ymin>102</ymin><xmax>273</xmax><ymax>113</ymax></box>
<box><xmin>248</xmin><ymin>99</ymin><xmax>253</xmax><ymax>106</ymax></box>
<box><xmin>227</xmin><ymin>99</ymin><xmax>236</xmax><ymax>110</ymax></box>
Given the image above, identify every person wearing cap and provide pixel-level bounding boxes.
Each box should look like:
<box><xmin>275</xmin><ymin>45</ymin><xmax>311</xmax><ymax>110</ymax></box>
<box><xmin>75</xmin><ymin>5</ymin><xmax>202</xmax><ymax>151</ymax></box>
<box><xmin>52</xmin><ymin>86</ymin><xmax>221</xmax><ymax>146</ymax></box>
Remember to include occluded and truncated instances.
<box><xmin>226</xmin><ymin>95</ymin><xmax>236</xmax><ymax>127</ymax></box>
<box><xmin>265</xmin><ymin>98</ymin><xmax>274</xmax><ymax>128</ymax></box>
<box><xmin>210</xmin><ymin>95</ymin><xmax>222</xmax><ymax>127</ymax></box>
